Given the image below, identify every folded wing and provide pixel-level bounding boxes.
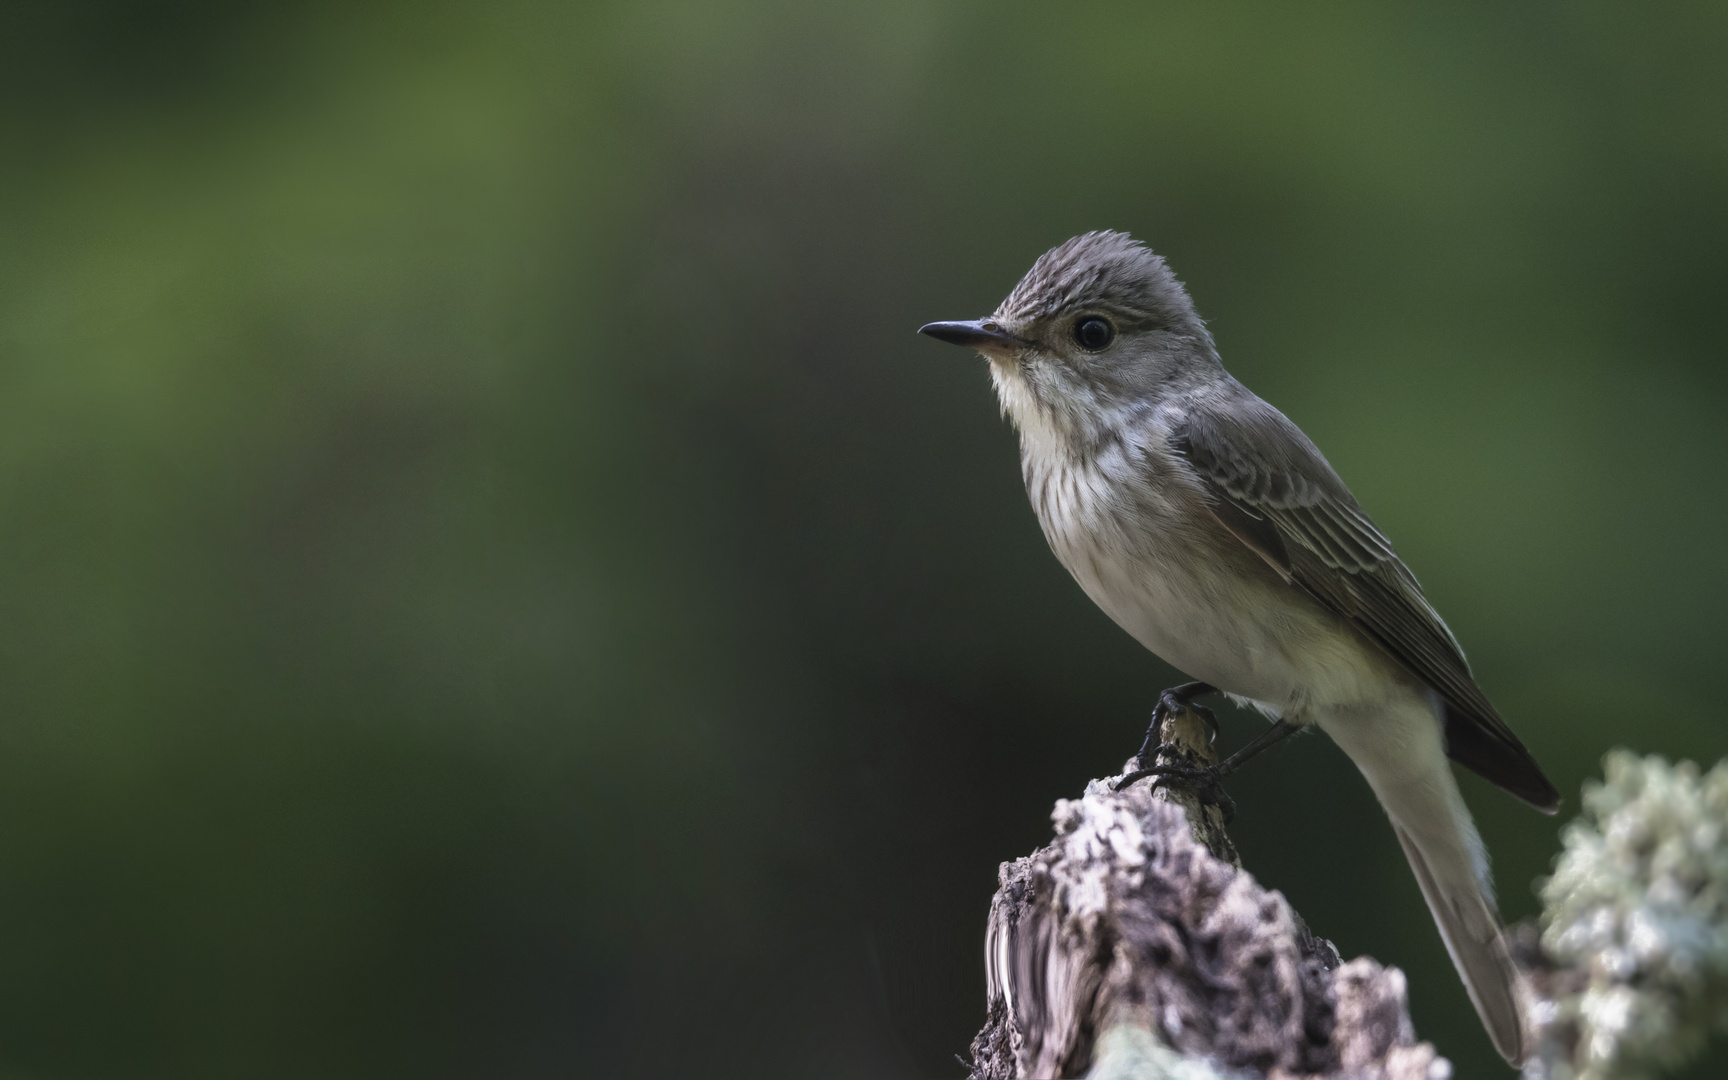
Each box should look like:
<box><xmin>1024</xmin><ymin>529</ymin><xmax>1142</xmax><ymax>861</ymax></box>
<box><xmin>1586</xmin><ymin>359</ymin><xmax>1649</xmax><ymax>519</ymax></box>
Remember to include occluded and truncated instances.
<box><xmin>1170</xmin><ymin>385</ymin><xmax>1559</xmax><ymax>812</ymax></box>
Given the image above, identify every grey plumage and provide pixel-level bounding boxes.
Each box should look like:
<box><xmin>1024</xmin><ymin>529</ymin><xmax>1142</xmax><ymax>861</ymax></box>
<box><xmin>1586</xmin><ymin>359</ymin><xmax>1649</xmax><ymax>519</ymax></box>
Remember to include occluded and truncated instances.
<box><xmin>1174</xmin><ymin>388</ymin><xmax>1560</xmax><ymax>812</ymax></box>
<box><xmin>921</xmin><ymin>231</ymin><xmax>1558</xmax><ymax>1066</ymax></box>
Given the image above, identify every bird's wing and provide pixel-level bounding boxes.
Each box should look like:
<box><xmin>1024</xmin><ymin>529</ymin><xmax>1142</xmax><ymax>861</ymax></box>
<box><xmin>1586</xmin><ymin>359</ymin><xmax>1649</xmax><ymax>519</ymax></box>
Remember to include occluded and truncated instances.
<box><xmin>1170</xmin><ymin>386</ymin><xmax>1559</xmax><ymax>811</ymax></box>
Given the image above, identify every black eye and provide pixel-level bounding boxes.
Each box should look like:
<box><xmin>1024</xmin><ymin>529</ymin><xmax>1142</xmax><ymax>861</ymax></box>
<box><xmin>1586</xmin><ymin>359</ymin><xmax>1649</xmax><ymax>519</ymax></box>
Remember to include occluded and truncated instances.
<box><xmin>1073</xmin><ymin>316</ymin><xmax>1115</xmax><ymax>352</ymax></box>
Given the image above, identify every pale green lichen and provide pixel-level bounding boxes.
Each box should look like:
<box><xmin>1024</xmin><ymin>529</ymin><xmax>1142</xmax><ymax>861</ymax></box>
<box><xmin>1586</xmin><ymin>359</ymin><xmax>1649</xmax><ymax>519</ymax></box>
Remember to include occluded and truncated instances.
<box><xmin>1085</xmin><ymin>1024</ymin><xmax>1257</xmax><ymax>1080</ymax></box>
<box><xmin>1528</xmin><ymin>751</ymin><xmax>1728</xmax><ymax>1080</ymax></box>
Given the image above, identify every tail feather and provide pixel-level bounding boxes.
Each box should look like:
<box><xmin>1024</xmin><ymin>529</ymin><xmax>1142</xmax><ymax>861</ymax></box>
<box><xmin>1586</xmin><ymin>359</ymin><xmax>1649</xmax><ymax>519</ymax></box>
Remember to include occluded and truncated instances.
<box><xmin>1391</xmin><ymin>822</ymin><xmax>1526</xmax><ymax>1064</ymax></box>
<box><xmin>1322</xmin><ymin>696</ymin><xmax>1530</xmax><ymax>1065</ymax></box>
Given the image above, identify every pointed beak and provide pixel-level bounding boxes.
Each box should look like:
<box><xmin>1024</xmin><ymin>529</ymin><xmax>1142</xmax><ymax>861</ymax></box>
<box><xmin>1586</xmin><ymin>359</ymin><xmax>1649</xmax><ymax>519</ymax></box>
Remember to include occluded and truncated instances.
<box><xmin>917</xmin><ymin>319</ymin><xmax>1026</xmax><ymax>351</ymax></box>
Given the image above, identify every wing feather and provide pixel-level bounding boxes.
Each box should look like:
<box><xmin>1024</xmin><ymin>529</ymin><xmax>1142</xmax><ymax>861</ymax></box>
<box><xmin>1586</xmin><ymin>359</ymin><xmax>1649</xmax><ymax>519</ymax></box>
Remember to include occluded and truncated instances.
<box><xmin>1171</xmin><ymin>385</ymin><xmax>1559</xmax><ymax>811</ymax></box>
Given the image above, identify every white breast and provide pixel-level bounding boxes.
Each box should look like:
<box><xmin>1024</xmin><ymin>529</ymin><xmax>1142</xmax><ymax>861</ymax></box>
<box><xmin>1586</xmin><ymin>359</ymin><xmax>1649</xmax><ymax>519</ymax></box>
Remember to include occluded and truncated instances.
<box><xmin>1021</xmin><ymin>433</ymin><xmax>1393</xmax><ymax>721</ymax></box>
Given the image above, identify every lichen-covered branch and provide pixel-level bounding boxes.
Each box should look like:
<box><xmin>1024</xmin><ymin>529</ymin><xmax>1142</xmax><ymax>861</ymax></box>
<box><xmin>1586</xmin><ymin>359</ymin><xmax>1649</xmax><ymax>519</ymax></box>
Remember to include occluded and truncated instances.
<box><xmin>1520</xmin><ymin>752</ymin><xmax>1728</xmax><ymax>1080</ymax></box>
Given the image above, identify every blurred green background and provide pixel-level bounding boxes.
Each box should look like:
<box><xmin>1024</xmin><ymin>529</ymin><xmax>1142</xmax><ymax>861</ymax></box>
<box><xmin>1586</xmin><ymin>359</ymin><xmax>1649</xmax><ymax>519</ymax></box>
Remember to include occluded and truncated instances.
<box><xmin>0</xmin><ymin>1</ymin><xmax>1724</xmax><ymax>1077</ymax></box>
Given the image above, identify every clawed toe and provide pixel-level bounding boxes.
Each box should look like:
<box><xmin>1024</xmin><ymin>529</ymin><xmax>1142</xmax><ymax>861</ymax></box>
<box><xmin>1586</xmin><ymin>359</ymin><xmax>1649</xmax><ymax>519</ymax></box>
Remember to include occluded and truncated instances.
<box><xmin>1152</xmin><ymin>762</ymin><xmax>1215</xmax><ymax>785</ymax></box>
<box><xmin>1159</xmin><ymin>689</ymin><xmax>1219</xmax><ymax>746</ymax></box>
<box><xmin>1128</xmin><ymin>681</ymin><xmax>1219</xmax><ymax>774</ymax></box>
<box><xmin>1116</xmin><ymin>760</ymin><xmax>1215</xmax><ymax>790</ymax></box>
<box><xmin>1114</xmin><ymin>744</ymin><xmax>1181</xmax><ymax>791</ymax></box>
<box><xmin>1114</xmin><ymin>759</ymin><xmax>1238</xmax><ymax>823</ymax></box>
<box><xmin>1117</xmin><ymin>681</ymin><xmax>1239</xmax><ymax>819</ymax></box>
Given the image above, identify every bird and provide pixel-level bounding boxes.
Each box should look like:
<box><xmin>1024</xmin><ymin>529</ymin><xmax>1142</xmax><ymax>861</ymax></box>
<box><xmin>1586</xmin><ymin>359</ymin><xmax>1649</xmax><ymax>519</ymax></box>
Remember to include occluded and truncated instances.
<box><xmin>919</xmin><ymin>231</ymin><xmax>1558</xmax><ymax>1066</ymax></box>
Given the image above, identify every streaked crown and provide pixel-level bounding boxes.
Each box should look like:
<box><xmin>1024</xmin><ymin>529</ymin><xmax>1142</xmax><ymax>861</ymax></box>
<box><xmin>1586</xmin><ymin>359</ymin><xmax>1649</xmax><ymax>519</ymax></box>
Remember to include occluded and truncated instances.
<box><xmin>996</xmin><ymin>230</ymin><xmax>1202</xmax><ymax>337</ymax></box>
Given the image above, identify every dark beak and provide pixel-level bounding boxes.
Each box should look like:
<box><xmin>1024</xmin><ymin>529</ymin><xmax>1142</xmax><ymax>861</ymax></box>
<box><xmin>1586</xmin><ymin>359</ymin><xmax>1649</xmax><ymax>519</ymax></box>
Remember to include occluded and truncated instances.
<box><xmin>918</xmin><ymin>319</ymin><xmax>1025</xmax><ymax>350</ymax></box>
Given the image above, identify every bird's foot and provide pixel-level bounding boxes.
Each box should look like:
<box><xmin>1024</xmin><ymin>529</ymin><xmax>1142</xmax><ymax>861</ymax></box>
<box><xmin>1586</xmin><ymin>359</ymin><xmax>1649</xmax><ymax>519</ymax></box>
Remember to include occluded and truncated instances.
<box><xmin>1119</xmin><ymin>682</ymin><xmax>1217</xmax><ymax>779</ymax></box>
<box><xmin>1115</xmin><ymin>760</ymin><xmax>1238</xmax><ymax>824</ymax></box>
<box><xmin>1114</xmin><ymin>681</ymin><xmax>1231</xmax><ymax>818</ymax></box>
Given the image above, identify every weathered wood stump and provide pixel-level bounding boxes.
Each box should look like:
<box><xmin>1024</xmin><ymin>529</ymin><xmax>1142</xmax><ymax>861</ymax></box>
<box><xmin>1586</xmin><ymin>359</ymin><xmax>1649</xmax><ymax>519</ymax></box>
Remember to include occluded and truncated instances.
<box><xmin>965</xmin><ymin>707</ymin><xmax>1451</xmax><ymax>1080</ymax></box>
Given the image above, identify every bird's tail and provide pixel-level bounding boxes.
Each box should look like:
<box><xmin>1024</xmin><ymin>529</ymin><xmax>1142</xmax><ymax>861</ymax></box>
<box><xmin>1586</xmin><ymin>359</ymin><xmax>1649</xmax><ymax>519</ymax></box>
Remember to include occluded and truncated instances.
<box><xmin>1390</xmin><ymin>817</ymin><xmax>1525</xmax><ymax>1064</ymax></box>
<box><xmin>1325</xmin><ymin>700</ymin><xmax>1528</xmax><ymax>1065</ymax></box>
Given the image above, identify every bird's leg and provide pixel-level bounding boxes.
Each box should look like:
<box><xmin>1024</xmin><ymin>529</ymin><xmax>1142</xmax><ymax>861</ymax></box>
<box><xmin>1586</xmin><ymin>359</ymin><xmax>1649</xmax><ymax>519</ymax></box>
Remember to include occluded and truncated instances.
<box><xmin>1210</xmin><ymin>718</ymin><xmax>1300</xmax><ymax>778</ymax></box>
<box><xmin>1116</xmin><ymin>681</ymin><xmax>1217</xmax><ymax>788</ymax></box>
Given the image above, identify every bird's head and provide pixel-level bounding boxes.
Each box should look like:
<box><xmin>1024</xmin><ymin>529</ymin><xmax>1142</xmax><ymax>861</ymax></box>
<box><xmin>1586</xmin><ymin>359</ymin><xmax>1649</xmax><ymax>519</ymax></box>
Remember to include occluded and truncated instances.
<box><xmin>920</xmin><ymin>231</ymin><xmax>1218</xmax><ymax>443</ymax></box>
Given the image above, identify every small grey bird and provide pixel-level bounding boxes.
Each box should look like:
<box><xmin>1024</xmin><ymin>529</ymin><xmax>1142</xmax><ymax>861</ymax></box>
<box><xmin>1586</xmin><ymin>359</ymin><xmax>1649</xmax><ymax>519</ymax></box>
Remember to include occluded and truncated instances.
<box><xmin>920</xmin><ymin>231</ymin><xmax>1558</xmax><ymax>1066</ymax></box>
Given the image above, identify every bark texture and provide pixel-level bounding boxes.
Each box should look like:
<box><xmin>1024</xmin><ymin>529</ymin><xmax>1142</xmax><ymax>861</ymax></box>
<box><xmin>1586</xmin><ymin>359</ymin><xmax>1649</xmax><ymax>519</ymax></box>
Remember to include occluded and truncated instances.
<box><xmin>965</xmin><ymin>709</ymin><xmax>1450</xmax><ymax>1080</ymax></box>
